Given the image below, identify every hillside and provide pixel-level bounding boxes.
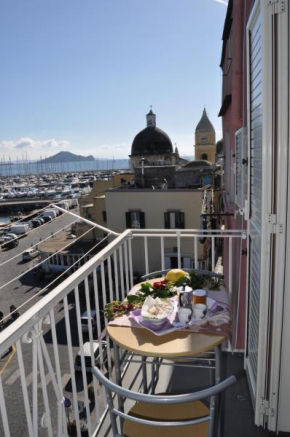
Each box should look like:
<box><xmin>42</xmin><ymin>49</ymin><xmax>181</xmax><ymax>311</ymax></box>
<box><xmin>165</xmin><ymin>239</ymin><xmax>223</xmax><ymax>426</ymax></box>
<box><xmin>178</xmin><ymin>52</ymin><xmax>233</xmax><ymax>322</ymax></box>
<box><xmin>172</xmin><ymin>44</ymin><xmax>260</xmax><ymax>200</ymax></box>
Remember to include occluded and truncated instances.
<box><xmin>37</xmin><ymin>151</ymin><xmax>95</xmax><ymax>164</ymax></box>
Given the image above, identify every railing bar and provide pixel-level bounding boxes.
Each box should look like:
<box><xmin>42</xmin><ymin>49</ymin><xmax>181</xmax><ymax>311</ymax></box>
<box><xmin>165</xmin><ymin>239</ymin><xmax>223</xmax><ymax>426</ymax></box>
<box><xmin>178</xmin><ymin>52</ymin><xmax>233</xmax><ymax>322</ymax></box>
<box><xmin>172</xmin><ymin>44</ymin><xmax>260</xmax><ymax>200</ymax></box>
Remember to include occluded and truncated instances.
<box><xmin>101</xmin><ymin>262</ymin><xmax>108</xmax><ymax>318</ymax></box>
<box><xmin>84</xmin><ymin>276</ymin><xmax>100</xmax><ymax>425</ymax></box>
<box><xmin>131</xmin><ymin>229</ymin><xmax>245</xmax><ymax>234</ymax></box>
<box><xmin>36</xmin><ymin>331</ymin><xmax>53</xmax><ymax>437</ymax></box>
<box><xmin>194</xmin><ymin>236</ymin><xmax>198</xmax><ymax>269</ymax></box>
<box><xmin>128</xmin><ymin>238</ymin><xmax>133</xmax><ymax>289</ymax></box>
<box><xmin>133</xmin><ymin>233</ymin><xmax>244</xmax><ymax>238</ymax></box>
<box><xmin>100</xmin><ymin>262</ymin><xmax>113</xmax><ymax>376</ymax></box>
<box><xmin>92</xmin><ymin>269</ymin><xmax>107</xmax><ymax>403</ymax></box>
<box><xmin>160</xmin><ymin>236</ymin><xmax>165</xmax><ymax>271</ymax></box>
<box><xmin>63</xmin><ymin>296</ymin><xmax>82</xmax><ymax>437</ymax></box>
<box><xmin>229</xmin><ymin>237</ymin><xmax>233</xmax><ymax>295</ymax></box>
<box><xmin>108</xmin><ymin>255</ymin><xmax>114</xmax><ymax>302</ymax></box>
<box><xmin>144</xmin><ymin>236</ymin><xmax>149</xmax><ymax>275</ymax></box>
<box><xmin>32</xmin><ymin>330</ymin><xmax>38</xmax><ymax>437</ymax></box>
<box><xmin>118</xmin><ymin>246</ymin><xmax>125</xmax><ymax>301</ymax></box>
<box><xmin>0</xmin><ymin>374</ymin><xmax>11</xmax><ymax>437</ymax></box>
<box><xmin>93</xmin><ymin>269</ymin><xmax>102</xmax><ymax>343</ymax></box>
<box><xmin>39</xmin><ymin>336</ymin><xmax>62</xmax><ymax>403</ymax></box>
<box><xmin>50</xmin><ymin>308</ymin><xmax>68</xmax><ymax>437</ymax></box>
<box><xmin>212</xmin><ymin>236</ymin><xmax>215</xmax><ymax>272</ymax></box>
<box><xmin>15</xmin><ymin>339</ymin><xmax>35</xmax><ymax>437</ymax></box>
<box><xmin>113</xmin><ymin>250</ymin><xmax>120</xmax><ymax>301</ymax></box>
<box><xmin>124</xmin><ymin>240</ymin><xmax>130</xmax><ymax>294</ymax></box>
<box><xmin>177</xmin><ymin>232</ymin><xmax>181</xmax><ymax>269</ymax></box>
<box><xmin>74</xmin><ymin>285</ymin><xmax>93</xmax><ymax>436</ymax></box>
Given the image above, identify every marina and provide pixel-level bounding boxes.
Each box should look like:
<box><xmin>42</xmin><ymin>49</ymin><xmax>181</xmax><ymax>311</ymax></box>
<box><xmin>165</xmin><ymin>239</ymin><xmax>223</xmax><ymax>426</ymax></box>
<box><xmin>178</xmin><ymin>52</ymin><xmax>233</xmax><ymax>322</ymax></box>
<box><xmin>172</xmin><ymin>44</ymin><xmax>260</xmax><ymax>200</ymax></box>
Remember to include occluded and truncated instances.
<box><xmin>0</xmin><ymin>168</ymin><xmax>131</xmax><ymax>203</ymax></box>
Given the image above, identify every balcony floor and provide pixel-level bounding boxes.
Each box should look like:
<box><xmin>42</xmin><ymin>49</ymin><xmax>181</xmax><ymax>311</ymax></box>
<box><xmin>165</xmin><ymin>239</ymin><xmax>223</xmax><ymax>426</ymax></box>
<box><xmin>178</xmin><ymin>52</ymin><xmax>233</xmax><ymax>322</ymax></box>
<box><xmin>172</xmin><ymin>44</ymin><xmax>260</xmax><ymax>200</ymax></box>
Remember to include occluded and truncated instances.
<box><xmin>98</xmin><ymin>352</ymin><xmax>269</xmax><ymax>437</ymax></box>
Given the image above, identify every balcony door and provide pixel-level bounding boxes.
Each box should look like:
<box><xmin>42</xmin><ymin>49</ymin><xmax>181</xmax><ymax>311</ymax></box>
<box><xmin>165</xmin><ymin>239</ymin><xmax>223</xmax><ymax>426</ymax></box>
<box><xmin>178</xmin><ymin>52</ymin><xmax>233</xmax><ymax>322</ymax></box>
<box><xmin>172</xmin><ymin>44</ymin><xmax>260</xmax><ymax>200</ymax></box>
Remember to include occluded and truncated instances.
<box><xmin>246</xmin><ymin>0</ymin><xmax>289</xmax><ymax>431</ymax></box>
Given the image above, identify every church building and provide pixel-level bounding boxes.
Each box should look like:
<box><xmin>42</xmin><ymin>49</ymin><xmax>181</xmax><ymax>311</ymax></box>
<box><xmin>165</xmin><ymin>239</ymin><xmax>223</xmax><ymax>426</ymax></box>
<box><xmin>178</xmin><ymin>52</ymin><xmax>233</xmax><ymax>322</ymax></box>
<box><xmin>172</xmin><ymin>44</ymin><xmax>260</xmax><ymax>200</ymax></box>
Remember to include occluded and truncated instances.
<box><xmin>194</xmin><ymin>108</ymin><xmax>216</xmax><ymax>162</ymax></box>
<box><xmin>129</xmin><ymin>108</ymin><xmax>185</xmax><ymax>188</ymax></box>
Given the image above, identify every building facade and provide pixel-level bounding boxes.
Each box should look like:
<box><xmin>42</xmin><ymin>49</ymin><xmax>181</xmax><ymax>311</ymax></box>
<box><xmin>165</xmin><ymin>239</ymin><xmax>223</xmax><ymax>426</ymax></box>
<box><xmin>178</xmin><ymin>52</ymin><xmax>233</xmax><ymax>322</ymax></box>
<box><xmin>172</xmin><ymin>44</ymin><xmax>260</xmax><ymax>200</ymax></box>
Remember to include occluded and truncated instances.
<box><xmin>105</xmin><ymin>188</ymin><xmax>211</xmax><ymax>275</ymax></box>
<box><xmin>220</xmin><ymin>0</ymin><xmax>290</xmax><ymax>433</ymax></box>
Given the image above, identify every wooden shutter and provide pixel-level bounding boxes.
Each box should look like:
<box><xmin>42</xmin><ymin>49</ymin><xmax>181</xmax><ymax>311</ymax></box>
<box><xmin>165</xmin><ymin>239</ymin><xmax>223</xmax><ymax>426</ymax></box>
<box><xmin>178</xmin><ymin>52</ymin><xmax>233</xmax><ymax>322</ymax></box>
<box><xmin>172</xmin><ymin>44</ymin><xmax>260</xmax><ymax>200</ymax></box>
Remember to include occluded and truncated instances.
<box><xmin>140</xmin><ymin>212</ymin><xmax>145</xmax><ymax>229</ymax></box>
<box><xmin>164</xmin><ymin>212</ymin><xmax>170</xmax><ymax>229</ymax></box>
<box><xmin>125</xmin><ymin>212</ymin><xmax>131</xmax><ymax>228</ymax></box>
<box><xmin>177</xmin><ymin>212</ymin><xmax>185</xmax><ymax>229</ymax></box>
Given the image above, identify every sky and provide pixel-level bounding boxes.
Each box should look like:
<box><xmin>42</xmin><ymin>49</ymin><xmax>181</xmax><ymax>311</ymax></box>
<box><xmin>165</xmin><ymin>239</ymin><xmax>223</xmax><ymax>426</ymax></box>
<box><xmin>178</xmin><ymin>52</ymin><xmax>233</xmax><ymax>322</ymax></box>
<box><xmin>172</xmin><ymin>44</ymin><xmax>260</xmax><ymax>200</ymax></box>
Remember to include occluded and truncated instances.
<box><xmin>0</xmin><ymin>0</ymin><xmax>228</xmax><ymax>161</ymax></box>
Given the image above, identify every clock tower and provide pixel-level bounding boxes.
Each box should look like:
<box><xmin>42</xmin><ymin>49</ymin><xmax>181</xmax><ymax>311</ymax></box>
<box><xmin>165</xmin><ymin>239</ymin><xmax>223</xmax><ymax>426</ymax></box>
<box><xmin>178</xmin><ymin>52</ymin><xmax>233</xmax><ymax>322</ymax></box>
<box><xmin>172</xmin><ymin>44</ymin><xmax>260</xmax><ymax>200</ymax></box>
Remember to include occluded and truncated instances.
<box><xmin>194</xmin><ymin>108</ymin><xmax>216</xmax><ymax>162</ymax></box>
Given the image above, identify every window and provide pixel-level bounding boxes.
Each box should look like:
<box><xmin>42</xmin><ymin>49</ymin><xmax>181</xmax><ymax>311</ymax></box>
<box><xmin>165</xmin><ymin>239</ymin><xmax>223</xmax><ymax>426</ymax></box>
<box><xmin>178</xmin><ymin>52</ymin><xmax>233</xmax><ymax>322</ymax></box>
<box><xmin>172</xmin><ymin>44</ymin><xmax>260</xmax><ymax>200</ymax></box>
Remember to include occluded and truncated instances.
<box><xmin>201</xmin><ymin>153</ymin><xmax>208</xmax><ymax>160</ymax></box>
<box><xmin>164</xmin><ymin>211</ymin><xmax>185</xmax><ymax>229</ymax></box>
<box><xmin>102</xmin><ymin>210</ymin><xmax>107</xmax><ymax>222</ymax></box>
<box><xmin>126</xmin><ymin>211</ymin><xmax>145</xmax><ymax>229</ymax></box>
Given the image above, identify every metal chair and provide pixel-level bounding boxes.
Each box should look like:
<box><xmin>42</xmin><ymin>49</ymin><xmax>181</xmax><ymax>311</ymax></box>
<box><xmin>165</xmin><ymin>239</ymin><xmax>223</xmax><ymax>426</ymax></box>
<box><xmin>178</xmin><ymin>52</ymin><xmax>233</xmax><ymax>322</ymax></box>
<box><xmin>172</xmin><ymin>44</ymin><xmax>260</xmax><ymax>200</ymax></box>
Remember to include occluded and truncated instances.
<box><xmin>141</xmin><ymin>268</ymin><xmax>223</xmax><ymax>281</ymax></box>
<box><xmin>92</xmin><ymin>366</ymin><xmax>245</xmax><ymax>437</ymax></box>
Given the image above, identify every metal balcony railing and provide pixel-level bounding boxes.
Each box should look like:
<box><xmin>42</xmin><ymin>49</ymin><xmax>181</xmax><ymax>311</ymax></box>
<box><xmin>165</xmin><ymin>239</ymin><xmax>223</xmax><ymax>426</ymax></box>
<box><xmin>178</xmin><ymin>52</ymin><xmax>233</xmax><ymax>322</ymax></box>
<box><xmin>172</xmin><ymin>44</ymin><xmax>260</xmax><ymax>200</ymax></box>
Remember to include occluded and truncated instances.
<box><xmin>0</xmin><ymin>228</ymin><xmax>245</xmax><ymax>437</ymax></box>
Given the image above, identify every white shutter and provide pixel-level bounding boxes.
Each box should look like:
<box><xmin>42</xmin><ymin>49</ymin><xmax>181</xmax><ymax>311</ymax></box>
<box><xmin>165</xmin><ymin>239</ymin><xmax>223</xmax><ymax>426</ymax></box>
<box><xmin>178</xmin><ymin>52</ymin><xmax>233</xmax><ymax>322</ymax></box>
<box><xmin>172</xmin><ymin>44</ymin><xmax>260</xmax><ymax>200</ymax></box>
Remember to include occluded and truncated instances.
<box><xmin>235</xmin><ymin>128</ymin><xmax>244</xmax><ymax>210</ymax></box>
<box><xmin>246</xmin><ymin>2</ymin><xmax>263</xmax><ymax>405</ymax></box>
<box><xmin>235</xmin><ymin>127</ymin><xmax>248</xmax><ymax>214</ymax></box>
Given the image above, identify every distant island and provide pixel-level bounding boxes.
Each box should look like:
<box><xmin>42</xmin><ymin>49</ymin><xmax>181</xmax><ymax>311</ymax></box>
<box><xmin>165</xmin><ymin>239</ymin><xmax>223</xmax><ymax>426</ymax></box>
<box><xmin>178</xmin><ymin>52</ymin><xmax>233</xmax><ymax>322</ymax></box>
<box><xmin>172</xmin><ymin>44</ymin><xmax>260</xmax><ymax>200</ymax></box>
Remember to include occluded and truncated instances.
<box><xmin>37</xmin><ymin>151</ymin><xmax>95</xmax><ymax>164</ymax></box>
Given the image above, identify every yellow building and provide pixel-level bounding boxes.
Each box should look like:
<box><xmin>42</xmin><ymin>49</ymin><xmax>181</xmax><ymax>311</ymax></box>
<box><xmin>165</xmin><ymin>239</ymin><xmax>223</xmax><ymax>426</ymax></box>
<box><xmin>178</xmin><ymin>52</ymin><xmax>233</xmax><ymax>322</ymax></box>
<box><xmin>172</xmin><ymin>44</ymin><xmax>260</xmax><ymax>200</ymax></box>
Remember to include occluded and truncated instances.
<box><xmin>77</xmin><ymin>172</ymin><xmax>134</xmax><ymax>241</ymax></box>
<box><xmin>194</xmin><ymin>109</ymin><xmax>216</xmax><ymax>162</ymax></box>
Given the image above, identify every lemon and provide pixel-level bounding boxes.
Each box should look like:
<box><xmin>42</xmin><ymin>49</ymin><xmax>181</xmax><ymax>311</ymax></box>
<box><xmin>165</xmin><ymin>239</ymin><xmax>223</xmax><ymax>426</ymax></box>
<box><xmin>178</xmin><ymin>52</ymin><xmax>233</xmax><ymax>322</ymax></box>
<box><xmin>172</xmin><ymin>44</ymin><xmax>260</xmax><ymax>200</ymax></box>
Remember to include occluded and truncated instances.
<box><xmin>165</xmin><ymin>269</ymin><xmax>187</xmax><ymax>282</ymax></box>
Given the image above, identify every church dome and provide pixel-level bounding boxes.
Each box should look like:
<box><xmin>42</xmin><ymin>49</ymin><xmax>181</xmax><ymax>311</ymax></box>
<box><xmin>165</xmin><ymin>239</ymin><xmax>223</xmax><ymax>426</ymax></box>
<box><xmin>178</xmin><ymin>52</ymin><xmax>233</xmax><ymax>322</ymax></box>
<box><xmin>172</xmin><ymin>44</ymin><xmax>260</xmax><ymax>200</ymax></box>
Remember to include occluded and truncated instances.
<box><xmin>131</xmin><ymin>126</ymin><xmax>173</xmax><ymax>156</ymax></box>
<box><xmin>195</xmin><ymin>108</ymin><xmax>215</xmax><ymax>133</ymax></box>
<box><xmin>130</xmin><ymin>109</ymin><xmax>173</xmax><ymax>156</ymax></box>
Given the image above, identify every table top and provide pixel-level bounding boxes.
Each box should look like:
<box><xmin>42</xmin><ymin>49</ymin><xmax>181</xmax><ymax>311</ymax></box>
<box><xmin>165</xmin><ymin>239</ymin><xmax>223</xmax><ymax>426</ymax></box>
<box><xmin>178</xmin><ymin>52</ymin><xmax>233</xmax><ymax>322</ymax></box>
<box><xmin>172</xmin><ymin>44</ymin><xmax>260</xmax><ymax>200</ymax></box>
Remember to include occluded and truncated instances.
<box><xmin>107</xmin><ymin>324</ymin><xmax>225</xmax><ymax>357</ymax></box>
<box><xmin>107</xmin><ymin>278</ymin><xmax>226</xmax><ymax>358</ymax></box>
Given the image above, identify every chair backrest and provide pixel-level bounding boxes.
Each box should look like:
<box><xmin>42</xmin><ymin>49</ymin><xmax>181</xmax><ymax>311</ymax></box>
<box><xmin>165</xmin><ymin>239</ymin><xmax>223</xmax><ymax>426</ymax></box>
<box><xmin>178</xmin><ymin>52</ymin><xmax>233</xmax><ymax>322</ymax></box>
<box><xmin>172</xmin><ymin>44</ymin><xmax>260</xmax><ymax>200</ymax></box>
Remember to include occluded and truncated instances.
<box><xmin>92</xmin><ymin>366</ymin><xmax>245</xmax><ymax>437</ymax></box>
<box><xmin>141</xmin><ymin>268</ymin><xmax>223</xmax><ymax>281</ymax></box>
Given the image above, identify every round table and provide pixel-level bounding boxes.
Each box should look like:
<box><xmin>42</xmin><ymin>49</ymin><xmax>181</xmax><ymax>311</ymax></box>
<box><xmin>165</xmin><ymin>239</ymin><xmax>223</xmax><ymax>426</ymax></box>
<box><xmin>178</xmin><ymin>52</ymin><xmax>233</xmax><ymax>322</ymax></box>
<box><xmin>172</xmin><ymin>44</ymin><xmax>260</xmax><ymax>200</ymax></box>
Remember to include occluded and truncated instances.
<box><xmin>107</xmin><ymin>277</ymin><xmax>226</xmax><ymax>358</ymax></box>
<box><xmin>107</xmin><ymin>324</ymin><xmax>225</xmax><ymax>358</ymax></box>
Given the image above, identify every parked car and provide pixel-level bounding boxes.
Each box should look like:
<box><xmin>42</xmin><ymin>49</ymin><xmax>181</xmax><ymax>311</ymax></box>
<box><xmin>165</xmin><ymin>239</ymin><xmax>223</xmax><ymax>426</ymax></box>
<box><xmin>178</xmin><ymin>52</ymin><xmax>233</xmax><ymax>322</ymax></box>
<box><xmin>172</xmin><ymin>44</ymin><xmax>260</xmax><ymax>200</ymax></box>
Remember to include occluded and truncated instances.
<box><xmin>3</xmin><ymin>233</ymin><xmax>18</xmax><ymax>240</ymax></box>
<box><xmin>22</xmin><ymin>248</ymin><xmax>40</xmax><ymax>261</ymax></box>
<box><xmin>31</xmin><ymin>219</ymin><xmax>43</xmax><ymax>228</ymax></box>
<box><xmin>0</xmin><ymin>237</ymin><xmax>19</xmax><ymax>250</ymax></box>
<box><xmin>74</xmin><ymin>341</ymin><xmax>107</xmax><ymax>372</ymax></box>
<box><xmin>40</xmin><ymin>215</ymin><xmax>52</xmax><ymax>223</ymax></box>
<box><xmin>81</xmin><ymin>310</ymin><xmax>97</xmax><ymax>333</ymax></box>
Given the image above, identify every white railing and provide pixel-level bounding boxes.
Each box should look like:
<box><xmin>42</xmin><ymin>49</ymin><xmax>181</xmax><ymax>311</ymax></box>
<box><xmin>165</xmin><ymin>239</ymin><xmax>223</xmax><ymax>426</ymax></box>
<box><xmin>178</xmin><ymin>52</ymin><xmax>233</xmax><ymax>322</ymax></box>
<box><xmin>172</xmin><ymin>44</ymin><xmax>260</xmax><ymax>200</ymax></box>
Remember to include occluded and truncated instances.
<box><xmin>0</xmin><ymin>228</ymin><xmax>245</xmax><ymax>437</ymax></box>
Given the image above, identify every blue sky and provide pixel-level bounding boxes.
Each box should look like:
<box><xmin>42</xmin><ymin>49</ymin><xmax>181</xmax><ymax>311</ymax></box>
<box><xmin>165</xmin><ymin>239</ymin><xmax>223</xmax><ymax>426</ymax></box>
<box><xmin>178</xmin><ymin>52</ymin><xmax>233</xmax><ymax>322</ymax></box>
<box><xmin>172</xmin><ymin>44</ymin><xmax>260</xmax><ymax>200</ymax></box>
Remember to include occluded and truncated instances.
<box><xmin>0</xmin><ymin>0</ymin><xmax>227</xmax><ymax>161</ymax></box>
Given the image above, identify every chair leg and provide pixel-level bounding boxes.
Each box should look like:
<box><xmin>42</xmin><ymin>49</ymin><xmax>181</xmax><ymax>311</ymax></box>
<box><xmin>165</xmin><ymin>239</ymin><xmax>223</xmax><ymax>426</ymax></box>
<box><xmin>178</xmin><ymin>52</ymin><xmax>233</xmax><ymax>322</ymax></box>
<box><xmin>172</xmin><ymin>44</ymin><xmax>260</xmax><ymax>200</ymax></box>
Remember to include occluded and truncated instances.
<box><xmin>113</xmin><ymin>343</ymin><xmax>124</xmax><ymax>415</ymax></box>
<box><xmin>215</xmin><ymin>345</ymin><xmax>222</xmax><ymax>437</ymax></box>
<box><xmin>141</xmin><ymin>356</ymin><xmax>148</xmax><ymax>393</ymax></box>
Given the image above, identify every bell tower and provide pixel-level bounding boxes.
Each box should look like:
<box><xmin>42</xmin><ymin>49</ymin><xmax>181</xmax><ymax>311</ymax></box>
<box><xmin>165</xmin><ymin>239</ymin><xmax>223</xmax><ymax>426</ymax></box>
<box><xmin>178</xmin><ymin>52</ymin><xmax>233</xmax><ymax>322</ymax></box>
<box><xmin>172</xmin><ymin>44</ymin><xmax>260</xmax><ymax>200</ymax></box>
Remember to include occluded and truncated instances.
<box><xmin>194</xmin><ymin>108</ymin><xmax>216</xmax><ymax>162</ymax></box>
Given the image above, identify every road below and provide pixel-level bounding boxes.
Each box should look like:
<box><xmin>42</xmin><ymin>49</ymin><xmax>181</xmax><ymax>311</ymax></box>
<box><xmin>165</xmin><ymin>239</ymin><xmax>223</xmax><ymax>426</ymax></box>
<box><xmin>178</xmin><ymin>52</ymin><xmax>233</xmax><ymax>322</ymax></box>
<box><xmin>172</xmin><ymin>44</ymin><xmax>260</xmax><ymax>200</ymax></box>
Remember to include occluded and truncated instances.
<box><xmin>0</xmin><ymin>210</ymin><xmax>77</xmax><ymax>317</ymax></box>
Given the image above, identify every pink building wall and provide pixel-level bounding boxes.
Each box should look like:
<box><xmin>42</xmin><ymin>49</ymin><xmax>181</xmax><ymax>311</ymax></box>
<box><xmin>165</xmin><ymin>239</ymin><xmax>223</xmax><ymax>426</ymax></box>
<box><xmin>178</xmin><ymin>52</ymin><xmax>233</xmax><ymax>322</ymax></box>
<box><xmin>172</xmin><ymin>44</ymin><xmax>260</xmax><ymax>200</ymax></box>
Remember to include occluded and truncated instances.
<box><xmin>219</xmin><ymin>0</ymin><xmax>254</xmax><ymax>349</ymax></box>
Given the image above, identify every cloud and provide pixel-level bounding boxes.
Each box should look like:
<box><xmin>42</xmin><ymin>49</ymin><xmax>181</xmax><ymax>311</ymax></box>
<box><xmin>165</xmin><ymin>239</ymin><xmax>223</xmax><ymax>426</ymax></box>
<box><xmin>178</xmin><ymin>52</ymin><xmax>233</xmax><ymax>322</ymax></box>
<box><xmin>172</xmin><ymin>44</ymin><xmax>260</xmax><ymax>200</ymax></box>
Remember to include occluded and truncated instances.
<box><xmin>213</xmin><ymin>0</ymin><xmax>228</xmax><ymax>5</ymax></box>
<box><xmin>97</xmin><ymin>143</ymin><xmax>128</xmax><ymax>150</ymax></box>
<box><xmin>1</xmin><ymin>137</ymin><xmax>70</xmax><ymax>151</ymax></box>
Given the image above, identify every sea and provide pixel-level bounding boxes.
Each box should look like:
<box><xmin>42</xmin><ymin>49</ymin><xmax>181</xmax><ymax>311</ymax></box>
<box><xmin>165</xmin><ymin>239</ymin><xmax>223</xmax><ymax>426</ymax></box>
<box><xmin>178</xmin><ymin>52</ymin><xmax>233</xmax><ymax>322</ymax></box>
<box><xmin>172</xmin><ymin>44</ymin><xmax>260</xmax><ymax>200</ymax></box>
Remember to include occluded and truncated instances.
<box><xmin>0</xmin><ymin>159</ymin><xmax>130</xmax><ymax>177</ymax></box>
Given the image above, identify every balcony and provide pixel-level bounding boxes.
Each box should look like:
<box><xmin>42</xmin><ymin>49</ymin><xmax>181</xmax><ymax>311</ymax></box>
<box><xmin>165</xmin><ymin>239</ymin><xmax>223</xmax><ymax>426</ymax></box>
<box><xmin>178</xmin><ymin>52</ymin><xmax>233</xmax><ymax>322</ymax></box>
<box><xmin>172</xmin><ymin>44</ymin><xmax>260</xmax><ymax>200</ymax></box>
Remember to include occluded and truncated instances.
<box><xmin>0</xmin><ymin>227</ymin><xmax>262</xmax><ymax>437</ymax></box>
